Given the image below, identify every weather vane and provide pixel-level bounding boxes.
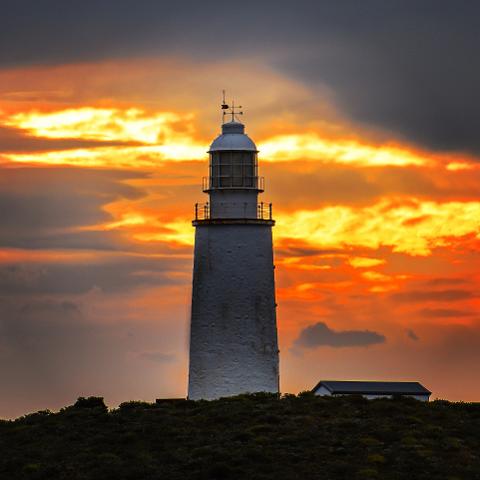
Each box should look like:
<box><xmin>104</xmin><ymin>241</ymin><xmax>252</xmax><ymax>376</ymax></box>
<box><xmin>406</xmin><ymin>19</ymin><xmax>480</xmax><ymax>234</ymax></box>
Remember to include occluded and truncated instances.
<box><xmin>221</xmin><ymin>90</ymin><xmax>243</xmax><ymax>123</ymax></box>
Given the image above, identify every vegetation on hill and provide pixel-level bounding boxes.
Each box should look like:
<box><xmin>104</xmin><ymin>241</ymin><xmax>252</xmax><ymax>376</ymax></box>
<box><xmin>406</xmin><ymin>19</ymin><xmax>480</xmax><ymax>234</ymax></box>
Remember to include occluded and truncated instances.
<box><xmin>1</xmin><ymin>393</ymin><xmax>479</xmax><ymax>479</ymax></box>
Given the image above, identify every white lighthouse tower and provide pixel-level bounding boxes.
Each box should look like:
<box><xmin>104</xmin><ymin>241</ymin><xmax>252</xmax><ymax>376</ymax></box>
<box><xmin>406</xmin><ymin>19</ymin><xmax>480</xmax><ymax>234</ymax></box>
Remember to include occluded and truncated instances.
<box><xmin>188</xmin><ymin>98</ymin><xmax>279</xmax><ymax>400</ymax></box>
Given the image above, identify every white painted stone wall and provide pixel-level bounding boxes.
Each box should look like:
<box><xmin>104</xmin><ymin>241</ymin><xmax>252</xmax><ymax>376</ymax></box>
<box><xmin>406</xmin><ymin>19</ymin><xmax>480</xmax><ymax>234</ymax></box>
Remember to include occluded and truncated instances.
<box><xmin>188</xmin><ymin>223</ymin><xmax>279</xmax><ymax>400</ymax></box>
<box><xmin>209</xmin><ymin>190</ymin><xmax>258</xmax><ymax>218</ymax></box>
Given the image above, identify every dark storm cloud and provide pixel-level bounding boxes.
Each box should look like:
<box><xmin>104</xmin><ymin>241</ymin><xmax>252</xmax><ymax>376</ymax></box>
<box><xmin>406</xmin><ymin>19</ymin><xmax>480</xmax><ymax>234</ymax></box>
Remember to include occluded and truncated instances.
<box><xmin>276</xmin><ymin>2</ymin><xmax>480</xmax><ymax>154</ymax></box>
<box><xmin>391</xmin><ymin>289</ymin><xmax>475</xmax><ymax>303</ymax></box>
<box><xmin>0</xmin><ymin>255</ymin><xmax>188</xmax><ymax>295</ymax></box>
<box><xmin>0</xmin><ymin>126</ymin><xmax>140</xmax><ymax>153</ymax></box>
<box><xmin>1</xmin><ymin>1</ymin><xmax>479</xmax><ymax>154</ymax></box>
<box><xmin>294</xmin><ymin>321</ymin><xmax>385</xmax><ymax>349</ymax></box>
<box><xmin>0</xmin><ymin>167</ymin><xmax>146</xmax><ymax>249</ymax></box>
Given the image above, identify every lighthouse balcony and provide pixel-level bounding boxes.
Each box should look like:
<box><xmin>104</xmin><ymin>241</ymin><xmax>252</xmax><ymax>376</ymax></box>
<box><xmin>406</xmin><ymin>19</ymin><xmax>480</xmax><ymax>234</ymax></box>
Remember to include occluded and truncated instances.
<box><xmin>202</xmin><ymin>176</ymin><xmax>265</xmax><ymax>192</ymax></box>
<box><xmin>193</xmin><ymin>201</ymin><xmax>274</xmax><ymax>226</ymax></box>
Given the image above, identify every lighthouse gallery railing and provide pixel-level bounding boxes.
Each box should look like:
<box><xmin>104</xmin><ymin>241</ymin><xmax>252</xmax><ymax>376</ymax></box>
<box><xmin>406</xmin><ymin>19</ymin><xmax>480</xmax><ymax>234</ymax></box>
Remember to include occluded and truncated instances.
<box><xmin>194</xmin><ymin>202</ymin><xmax>273</xmax><ymax>221</ymax></box>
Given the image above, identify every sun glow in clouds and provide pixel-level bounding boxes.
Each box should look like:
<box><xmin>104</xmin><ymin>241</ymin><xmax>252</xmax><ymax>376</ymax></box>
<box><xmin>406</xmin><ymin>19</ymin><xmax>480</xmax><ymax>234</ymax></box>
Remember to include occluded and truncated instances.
<box><xmin>446</xmin><ymin>161</ymin><xmax>478</xmax><ymax>171</ymax></box>
<box><xmin>4</xmin><ymin>107</ymin><xmax>480</xmax><ymax>260</ymax></box>
<box><xmin>260</xmin><ymin>133</ymin><xmax>432</xmax><ymax>167</ymax></box>
<box><xmin>2</xmin><ymin>108</ymin><xmax>207</xmax><ymax>165</ymax></box>
<box><xmin>1</xmin><ymin>145</ymin><xmax>209</xmax><ymax>167</ymax></box>
<box><xmin>275</xmin><ymin>199</ymin><xmax>480</xmax><ymax>256</ymax></box>
<box><xmin>348</xmin><ymin>257</ymin><xmax>386</xmax><ymax>268</ymax></box>
<box><xmin>158</xmin><ymin>199</ymin><xmax>480</xmax><ymax>256</ymax></box>
<box><xmin>6</xmin><ymin>108</ymin><xmax>190</xmax><ymax>144</ymax></box>
<box><xmin>2</xmin><ymin>107</ymin><xmax>443</xmax><ymax>168</ymax></box>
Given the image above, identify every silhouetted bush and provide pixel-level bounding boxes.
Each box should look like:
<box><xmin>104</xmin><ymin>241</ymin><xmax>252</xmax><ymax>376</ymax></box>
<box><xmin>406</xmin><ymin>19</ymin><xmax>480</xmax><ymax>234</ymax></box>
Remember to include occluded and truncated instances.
<box><xmin>118</xmin><ymin>400</ymin><xmax>154</xmax><ymax>411</ymax></box>
<box><xmin>73</xmin><ymin>396</ymin><xmax>108</xmax><ymax>411</ymax></box>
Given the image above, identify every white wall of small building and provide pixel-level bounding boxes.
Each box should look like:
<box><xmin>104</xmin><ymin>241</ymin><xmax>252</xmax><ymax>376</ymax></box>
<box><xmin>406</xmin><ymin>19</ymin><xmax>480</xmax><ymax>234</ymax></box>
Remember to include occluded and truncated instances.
<box><xmin>314</xmin><ymin>387</ymin><xmax>429</xmax><ymax>401</ymax></box>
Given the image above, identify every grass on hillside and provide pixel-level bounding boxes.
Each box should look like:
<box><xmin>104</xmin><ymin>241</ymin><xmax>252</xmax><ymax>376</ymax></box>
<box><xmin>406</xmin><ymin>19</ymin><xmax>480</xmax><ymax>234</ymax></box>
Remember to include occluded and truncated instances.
<box><xmin>1</xmin><ymin>393</ymin><xmax>479</xmax><ymax>480</ymax></box>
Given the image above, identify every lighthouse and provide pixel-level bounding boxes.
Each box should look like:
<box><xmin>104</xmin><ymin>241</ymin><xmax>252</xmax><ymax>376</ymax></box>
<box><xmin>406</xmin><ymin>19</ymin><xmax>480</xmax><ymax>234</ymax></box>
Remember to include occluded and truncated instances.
<box><xmin>187</xmin><ymin>99</ymin><xmax>279</xmax><ymax>400</ymax></box>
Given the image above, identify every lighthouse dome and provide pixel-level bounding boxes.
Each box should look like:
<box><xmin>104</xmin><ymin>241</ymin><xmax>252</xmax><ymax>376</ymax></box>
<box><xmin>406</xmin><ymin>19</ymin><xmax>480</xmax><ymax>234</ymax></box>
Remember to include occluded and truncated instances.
<box><xmin>208</xmin><ymin>120</ymin><xmax>258</xmax><ymax>152</ymax></box>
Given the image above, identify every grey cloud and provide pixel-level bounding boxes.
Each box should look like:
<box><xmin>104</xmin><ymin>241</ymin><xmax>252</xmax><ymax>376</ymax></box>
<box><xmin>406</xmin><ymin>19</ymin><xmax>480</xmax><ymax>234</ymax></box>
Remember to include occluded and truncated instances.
<box><xmin>391</xmin><ymin>289</ymin><xmax>475</xmax><ymax>303</ymax></box>
<box><xmin>3</xmin><ymin>230</ymin><xmax>125</xmax><ymax>251</ymax></box>
<box><xmin>279</xmin><ymin>3</ymin><xmax>480</xmax><ymax>154</ymax></box>
<box><xmin>0</xmin><ymin>125</ymin><xmax>140</xmax><ymax>153</ymax></box>
<box><xmin>266</xmin><ymin>164</ymin><xmax>381</xmax><ymax>207</ymax></box>
<box><xmin>406</xmin><ymin>329</ymin><xmax>419</xmax><ymax>341</ymax></box>
<box><xmin>20</xmin><ymin>299</ymin><xmax>81</xmax><ymax>315</ymax></box>
<box><xmin>0</xmin><ymin>167</ymin><xmax>144</xmax><ymax>195</ymax></box>
<box><xmin>1</xmin><ymin>0</ymin><xmax>285</xmax><ymax>66</ymax></box>
<box><xmin>0</xmin><ymin>167</ymin><xmax>146</xmax><ymax>249</ymax></box>
<box><xmin>0</xmin><ymin>255</ymin><xmax>188</xmax><ymax>295</ymax></box>
<box><xmin>0</xmin><ymin>297</ymin><xmax>186</xmax><ymax>418</ymax></box>
<box><xmin>294</xmin><ymin>321</ymin><xmax>385</xmax><ymax>349</ymax></box>
<box><xmin>0</xmin><ymin>191</ymin><xmax>110</xmax><ymax>231</ymax></box>
<box><xmin>1</xmin><ymin>1</ymin><xmax>479</xmax><ymax>154</ymax></box>
<box><xmin>264</xmin><ymin>163</ymin><xmax>480</xmax><ymax>208</ymax></box>
<box><xmin>0</xmin><ymin>167</ymin><xmax>191</xmax><ymax>300</ymax></box>
<box><xmin>275</xmin><ymin>244</ymin><xmax>347</xmax><ymax>259</ymax></box>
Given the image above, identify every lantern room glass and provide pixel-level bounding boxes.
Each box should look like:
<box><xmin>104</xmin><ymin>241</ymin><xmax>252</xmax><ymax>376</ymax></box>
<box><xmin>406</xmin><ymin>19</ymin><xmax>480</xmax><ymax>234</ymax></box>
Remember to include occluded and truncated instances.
<box><xmin>209</xmin><ymin>151</ymin><xmax>258</xmax><ymax>188</ymax></box>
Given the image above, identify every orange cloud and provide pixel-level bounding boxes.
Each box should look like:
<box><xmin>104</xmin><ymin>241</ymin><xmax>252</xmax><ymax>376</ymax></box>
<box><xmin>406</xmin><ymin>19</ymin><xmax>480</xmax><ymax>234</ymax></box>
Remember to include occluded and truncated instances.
<box><xmin>446</xmin><ymin>161</ymin><xmax>479</xmax><ymax>171</ymax></box>
<box><xmin>275</xmin><ymin>199</ymin><xmax>480</xmax><ymax>256</ymax></box>
<box><xmin>260</xmin><ymin>133</ymin><xmax>433</xmax><ymax>167</ymax></box>
<box><xmin>348</xmin><ymin>257</ymin><xmax>386</xmax><ymax>268</ymax></box>
<box><xmin>1</xmin><ymin>58</ymin><xmax>480</xmax><ymax>408</ymax></box>
<box><xmin>117</xmin><ymin>197</ymin><xmax>480</xmax><ymax>257</ymax></box>
<box><xmin>5</xmin><ymin>108</ymin><xmax>192</xmax><ymax>144</ymax></box>
<box><xmin>2</xmin><ymin>107</ymin><xmax>207</xmax><ymax>166</ymax></box>
<box><xmin>0</xmin><ymin>106</ymin><xmax>452</xmax><ymax>169</ymax></box>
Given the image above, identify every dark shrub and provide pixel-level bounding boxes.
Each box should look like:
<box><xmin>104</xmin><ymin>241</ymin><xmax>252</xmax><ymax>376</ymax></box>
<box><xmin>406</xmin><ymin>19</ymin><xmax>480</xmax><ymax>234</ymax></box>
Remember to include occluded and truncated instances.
<box><xmin>73</xmin><ymin>396</ymin><xmax>108</xmax><ymax>411</ymax></box>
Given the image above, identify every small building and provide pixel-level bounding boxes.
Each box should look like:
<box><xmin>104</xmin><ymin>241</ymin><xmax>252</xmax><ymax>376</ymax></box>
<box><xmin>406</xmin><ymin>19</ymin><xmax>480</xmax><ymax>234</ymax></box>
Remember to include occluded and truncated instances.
<box><xmin>312</xmin><ymin>380</ymin><xmax>431</xmax><ymax>401</ymax></box>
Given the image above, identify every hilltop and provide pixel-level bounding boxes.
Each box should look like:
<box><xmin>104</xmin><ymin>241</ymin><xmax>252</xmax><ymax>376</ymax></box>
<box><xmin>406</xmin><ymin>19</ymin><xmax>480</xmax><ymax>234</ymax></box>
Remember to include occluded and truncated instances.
<box><xmin>1</xmin><ymin>393</ymin><xmax>479</xmax><ymax>479</ymax></box>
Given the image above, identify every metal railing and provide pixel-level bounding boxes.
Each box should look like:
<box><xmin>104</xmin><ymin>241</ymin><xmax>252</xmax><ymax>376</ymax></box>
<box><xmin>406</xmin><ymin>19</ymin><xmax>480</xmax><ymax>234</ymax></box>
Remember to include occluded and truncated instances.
<box><xmin>202</xmin><ymin>176</ymin><xmax>265</xmax><ymax>191</ymax></box>
<box><xmin>194</xmin><ymin>202</ymin><xmax>211</xmax><ymax>220</ymax></box>
<box><xmin>257</xmin><ymin>201</ymin><xmax>273</xmax><ymax>220</ymax></box>
<box><xmin>194</xmin><ymin>202</ymin><xmax>273</xmax><ymax>221</ymax></box>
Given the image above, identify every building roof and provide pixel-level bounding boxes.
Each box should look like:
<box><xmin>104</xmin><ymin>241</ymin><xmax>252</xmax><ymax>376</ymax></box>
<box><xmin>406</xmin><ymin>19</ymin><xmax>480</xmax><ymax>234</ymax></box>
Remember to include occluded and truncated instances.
<box><xmin>313</xmin><ymin>380</ymin><xmax>431</xmax><ymax>396</ymax></box>
<box><xmin>209</xmin><ymin>120</ymin><xmax>258</xmax><ymax>152</ymax></box>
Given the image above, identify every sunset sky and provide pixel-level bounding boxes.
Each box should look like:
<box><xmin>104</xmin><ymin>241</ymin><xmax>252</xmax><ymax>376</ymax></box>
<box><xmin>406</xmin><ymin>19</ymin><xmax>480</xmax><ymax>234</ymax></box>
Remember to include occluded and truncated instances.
<box><xmin>1</xmin><ymin>1</ymin><xmax>479</xmax><ymax>418</ymax></box>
